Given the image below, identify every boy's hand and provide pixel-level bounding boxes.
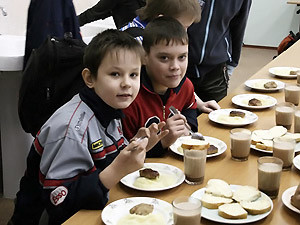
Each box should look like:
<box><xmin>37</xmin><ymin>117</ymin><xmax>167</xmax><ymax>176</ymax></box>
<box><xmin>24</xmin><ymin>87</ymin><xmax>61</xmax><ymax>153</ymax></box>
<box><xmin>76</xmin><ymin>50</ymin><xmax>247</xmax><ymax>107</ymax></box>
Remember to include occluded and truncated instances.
<box><xmin>197</xmin><ymin>100</ymin><xmax>220</xmax><ymax>113</ymax></box>
<box><xmin>161</xmin><ymin>114</ymin><xmax>189</xmax><ymax>148</ymax></box>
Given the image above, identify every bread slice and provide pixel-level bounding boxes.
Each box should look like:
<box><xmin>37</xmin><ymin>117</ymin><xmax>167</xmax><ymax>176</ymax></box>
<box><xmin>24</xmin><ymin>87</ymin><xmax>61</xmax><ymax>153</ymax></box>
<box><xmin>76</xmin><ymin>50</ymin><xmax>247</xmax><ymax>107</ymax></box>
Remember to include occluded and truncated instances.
<box><xmin>252</xmin><ymin>130</ymin><xmax>273</xmax><ymax>140</ymax></box>
<box><xmin>181</xmin><ymin>139</ymin><xmax>210</xmax><ymax>150</ymax></box>
<box><xmin>205</xmin><ymin>179</ymin><xmax>233</xmax><ymax>198</ymax></box>
<box><xmin>256</xmin><ymin>139</ymin><xmax>273</xmax><ymax>151</ymax></box>
<box><xmin>240</xmin><ymin>198</ymin><xmax>271</xmax><ymax>215</ymax></box>
<box><xmin>233</xmin><ymin>186</ymin><xmax>261</xmax><ymax>202</ymax></box>
<box><xmin>269</xmin><ymin>126</ymin><xmax>287</xmax><ymax>138</ymax></box>
<box><xmin>218</xmin><ymin>203</ymin><xmax>247</xmax><ymax>219</ymax></box>
<box><xmin>281</xmin><ymin>133</ymin><xmax>300</xmax><ymax>142</ymax></box>
<box><xmin>201</xmin><ymin>193</ymin><xmax>233</xmax><ymax>209</ymax></box>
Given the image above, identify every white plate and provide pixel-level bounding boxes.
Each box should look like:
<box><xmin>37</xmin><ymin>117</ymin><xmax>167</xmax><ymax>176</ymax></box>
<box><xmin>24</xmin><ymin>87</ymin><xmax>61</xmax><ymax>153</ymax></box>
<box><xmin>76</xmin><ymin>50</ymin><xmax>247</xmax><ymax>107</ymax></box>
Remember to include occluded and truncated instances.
<box><xmin>245</xmin><ymin>79</ymin><xmax>285</xmax><ymax>92</ymax></box>
<box><xmin>232</xmin><ymin>94</ymin><xmax>277</xmax><ymax>109</ymax></box>
<box><xmin>169</xmin><ymin>135</ymin><xmax>227</xmax><ymax>157</ymax></box>
<box><xmin>269</xmin><ymin>67</ymin><xmax>300</xmax><ymax>78</ymax></box>
<box><xmin>191</xmin><ymin>185</ymin><xmax>273</xmax><ymax>224</ymax></box>
<box><xmin>120</xmin><ymin>163</ymin><xmax>185</xmax><ymax>191</ymax></box>
<box><xmin>281</xmin><ymin>186</ymin><xmax>300</xmax><ymax>214</ymax></box>
<box><xmin>293</xmin><ymin>154</ymin><xmax>300</xmax><ymax>171</ymax></box>
<box><xmin>101</xmin><ymin>197</ymin><xmax>173</xmax><ymax>225</ymax></box>
<box><xmin>251</xmin><ymin>140</ymin><xmax>300</xmax><ymax>154</ymax></box>
<box><xmin>208</xmin><ymin>108</ymin><xmax>258</xmax><ymax>127</ymax></box>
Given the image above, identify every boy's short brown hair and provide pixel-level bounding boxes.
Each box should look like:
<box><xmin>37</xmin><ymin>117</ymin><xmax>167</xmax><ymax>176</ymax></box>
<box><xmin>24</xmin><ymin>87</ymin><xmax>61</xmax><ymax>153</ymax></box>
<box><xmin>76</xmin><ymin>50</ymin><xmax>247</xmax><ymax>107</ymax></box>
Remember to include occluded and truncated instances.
<box><xmin>83</xmin><ymin>29</ymin><xmax>144</xmax><ymax>78</ymax></box>
<box><xmin>137</xmin><ymin>0</ymin><xmax>201</xmax><ymax>23</ymax></box>
<box><xmin>142</xmin><ymin>16</ymin><xmax>188</xmax><ymax>53</ymax></box>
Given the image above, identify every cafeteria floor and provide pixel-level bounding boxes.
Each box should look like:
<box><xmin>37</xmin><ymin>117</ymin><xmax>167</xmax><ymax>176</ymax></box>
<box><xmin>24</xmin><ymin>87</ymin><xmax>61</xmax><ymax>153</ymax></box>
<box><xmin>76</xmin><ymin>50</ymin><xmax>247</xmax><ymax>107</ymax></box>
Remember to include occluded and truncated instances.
<box><xmin>0</xmin><ymin>46</ymin><xmax>277</xmax><ymax>225</ymax></box>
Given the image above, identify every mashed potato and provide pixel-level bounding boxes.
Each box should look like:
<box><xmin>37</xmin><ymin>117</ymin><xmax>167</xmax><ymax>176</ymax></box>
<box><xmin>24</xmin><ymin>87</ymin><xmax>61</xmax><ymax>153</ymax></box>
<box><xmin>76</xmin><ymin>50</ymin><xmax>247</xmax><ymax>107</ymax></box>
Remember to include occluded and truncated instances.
<box><xmin>133</xmin><ymin>173</ymin><xmax>176</xmax><ymax>189</ymax></box>
<box><xmin>117</xmin><ymin>213</ymin><xmax>166</xmax><ymax>225</ymax></box>
<box><xmin>217</xmin><ymin>114</ymin><xmax>245</xmax><ymax>124</ymax></box>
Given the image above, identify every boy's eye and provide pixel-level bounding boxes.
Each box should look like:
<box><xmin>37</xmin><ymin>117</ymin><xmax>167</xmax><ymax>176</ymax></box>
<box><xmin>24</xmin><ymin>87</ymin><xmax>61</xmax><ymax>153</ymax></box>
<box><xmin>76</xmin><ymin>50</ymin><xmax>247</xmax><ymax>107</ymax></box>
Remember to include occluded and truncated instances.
<box><xmin>159</xmin><ymin>56</ymin><xmax>169</xmax><ymax>61</ymax></box>
<box><xmin>179</xmin><ymin>55</ymin><xmax>187</xmax><ymax>61</ymax></box>
<box><xmin>110</xmin><ymin>72</ymin><xmax>120</xmax><ymax>77</ymax></box>
<box><xmin>130</xmin><ymin>73</ymin><xmax>139</xmax><ymax>77</ymax></box>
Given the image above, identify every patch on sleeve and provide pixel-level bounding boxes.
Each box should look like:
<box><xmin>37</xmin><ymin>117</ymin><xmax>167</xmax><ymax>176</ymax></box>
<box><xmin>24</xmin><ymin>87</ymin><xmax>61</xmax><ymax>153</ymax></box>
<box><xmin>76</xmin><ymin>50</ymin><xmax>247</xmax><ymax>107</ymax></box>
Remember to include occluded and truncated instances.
<box><xmin>91</xmin><ymin>139</ymin><xmax>103</xmax><ymax>151</ymax></box>
<box><xmin>50</xmin><ymin>186</ymin><xmax>68</xmax><ymax>206</ymax></box>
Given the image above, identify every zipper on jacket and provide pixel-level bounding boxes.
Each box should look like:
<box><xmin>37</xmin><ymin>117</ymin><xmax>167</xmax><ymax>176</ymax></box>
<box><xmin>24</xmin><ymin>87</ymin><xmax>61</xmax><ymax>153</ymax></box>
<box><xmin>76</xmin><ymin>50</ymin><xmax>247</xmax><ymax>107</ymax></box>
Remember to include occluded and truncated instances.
<box><xmin>163</xmin><ymin>106</ymin><xmax>166</xmax><ymax>120</ymax></box>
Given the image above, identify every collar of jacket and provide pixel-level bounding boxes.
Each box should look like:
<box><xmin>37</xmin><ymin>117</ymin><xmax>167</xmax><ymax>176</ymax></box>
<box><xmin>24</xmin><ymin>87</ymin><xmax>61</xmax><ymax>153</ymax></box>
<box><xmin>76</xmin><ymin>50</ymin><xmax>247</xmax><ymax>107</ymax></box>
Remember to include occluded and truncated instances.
<box><xmin>140</xmin><ymin>65</ymin><xmax>186</xmax><ymax>95</ymax></box>
<box><xmin>79</xmin><ymin>87</ymin><xmax>124</xmax><ymax>127</ymax></box>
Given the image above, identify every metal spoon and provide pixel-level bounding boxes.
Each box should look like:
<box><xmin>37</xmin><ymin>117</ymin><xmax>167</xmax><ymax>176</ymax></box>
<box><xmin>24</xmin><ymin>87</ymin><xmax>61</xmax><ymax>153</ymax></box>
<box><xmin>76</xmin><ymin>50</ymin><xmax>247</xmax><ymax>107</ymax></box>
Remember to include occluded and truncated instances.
<box><xmin>169</xmin><ymin>106</ymin><xmax>205</xmax><ymax>140</ymax></box>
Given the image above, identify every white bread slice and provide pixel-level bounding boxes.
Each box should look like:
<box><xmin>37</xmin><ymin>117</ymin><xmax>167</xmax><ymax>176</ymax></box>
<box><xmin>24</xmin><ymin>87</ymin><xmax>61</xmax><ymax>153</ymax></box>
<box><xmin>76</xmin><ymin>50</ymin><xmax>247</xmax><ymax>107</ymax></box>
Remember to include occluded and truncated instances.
<box><xmin>201</xmin><ymin>193</ymin><xmax>233</xmax><ymax>209</ymax></box>
<box><xmin>233</xmin><ymin>186</ymin><xmax>261</xmax><ymax>202</ymax></box>
<box><xmin>205</xmin><ymin>179</ymin><xmax>233</xmax><ymax>198</ymax></box>
<box><xmin>269</xmin><ymin>126</ymin><xmax>287</xmax><ymax>138</ymax></box>
<box><xmin>256</xmin><ymin>139</ymin><xmax>273</xmax><ymax>151</ymax></box>
<box><xmin>240</xmin><ymin>198</ymin><xmax>271</xmax><ymax>215</ymax></box>
<box><xmin>281</xmin><ymin>133</ymin><xmax>300</xmax><ymax>142</ymax></box>
<box><xmin>218</xmin><ymin>203</ymin><xmax>248</xmax><ymax>219</ymax></box>
<box><xmin>181</xmin><ymin>139</ymin><xmax>210</xmax><ymax>150</ymax></box>
<box><xmin>253</xmin><ymin>130</ymin><xmax>273</xmax><ymax>140</ymax></box>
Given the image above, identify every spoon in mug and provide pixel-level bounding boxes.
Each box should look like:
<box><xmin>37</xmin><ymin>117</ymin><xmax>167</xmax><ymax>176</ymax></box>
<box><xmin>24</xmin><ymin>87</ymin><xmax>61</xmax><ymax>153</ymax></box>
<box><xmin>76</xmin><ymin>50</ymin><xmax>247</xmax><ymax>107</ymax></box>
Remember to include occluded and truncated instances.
<box><xmin>169</xmin><ymin>106</ymin><xmax>205</xmax><ymax>140</ymax></box>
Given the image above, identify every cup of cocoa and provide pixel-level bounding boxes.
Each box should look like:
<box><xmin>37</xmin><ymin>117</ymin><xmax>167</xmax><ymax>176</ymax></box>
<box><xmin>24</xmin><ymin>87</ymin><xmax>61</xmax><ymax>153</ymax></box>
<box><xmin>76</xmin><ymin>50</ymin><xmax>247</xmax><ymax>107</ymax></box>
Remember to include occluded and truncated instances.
<box><xmin>172</xmin><ymin>196</ymin><xmax>201</xmax><ymax>225</ymax></box>
<box><xmin>275</xmin><ymin>102</ymin><xmax>295</xmax><ymax>130</ymax></box>
<box><xmin>297</xmin><ymin>71</ymin><xmax>300</xmax><ymax>86</ymax></box>
<box><xmin>284</xmin><ymin>84</ymin><xmax>300</xmax><ymax>106</ymax></box>
<box><xmin>294</xmin><ymin>108</ymin><xmax>300</xmax><ymax>133</ymax></box>
<box><xmin>273</xmin><ymin>137</ymin><xmax>295</xmax><ymax>170</ymax></box>
<box><xmin>257</xmin><ymin>156</ymin><xmax>283</xmax><ymax>199</ymax></box>
<box><xmin>230</xmin><ymin>128</ymin><xmax>251</xmax><ymax>161</ymax></box>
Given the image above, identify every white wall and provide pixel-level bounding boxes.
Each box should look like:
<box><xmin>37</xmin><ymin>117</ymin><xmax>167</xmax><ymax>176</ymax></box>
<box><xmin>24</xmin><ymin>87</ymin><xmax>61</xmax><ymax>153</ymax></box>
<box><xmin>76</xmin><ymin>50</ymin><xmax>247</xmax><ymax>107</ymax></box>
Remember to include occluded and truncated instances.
<box><xmin>243</xmin><ymin>0</ymin><xmax>299</xmax><ymax>47</ymax></box>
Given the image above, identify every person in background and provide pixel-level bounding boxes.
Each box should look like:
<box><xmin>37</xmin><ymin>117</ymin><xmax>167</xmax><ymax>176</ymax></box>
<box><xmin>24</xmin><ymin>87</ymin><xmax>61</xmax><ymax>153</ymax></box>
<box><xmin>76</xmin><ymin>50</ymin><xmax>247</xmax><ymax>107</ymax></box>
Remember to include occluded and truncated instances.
<box><xmin>120</xmin><ymin>0</ymin><xmax>220</xmax><ymax>113</ymax></box>
<box><xmin>78</xmin><ymin>0</ymin><xmax>146</xmax><ymax>29</ymax></box>
<box><xmin>24</xmin><ymin>0</ymin><xmax>81</xmax><ymax>69</ymax></box>
<box><xmin>9</xmin><ymin>30</ymin><xmax>168</xmax><ymax>225</ymax></box>
<box><xmin>187</xmin><ymin>0</ymin><xmax>252</xmax><ymax>102</ymax></box>
<box><xmin>122</xmin><ymin>17</ymin><xmax>197</xmax><ymax>157</ymax></box>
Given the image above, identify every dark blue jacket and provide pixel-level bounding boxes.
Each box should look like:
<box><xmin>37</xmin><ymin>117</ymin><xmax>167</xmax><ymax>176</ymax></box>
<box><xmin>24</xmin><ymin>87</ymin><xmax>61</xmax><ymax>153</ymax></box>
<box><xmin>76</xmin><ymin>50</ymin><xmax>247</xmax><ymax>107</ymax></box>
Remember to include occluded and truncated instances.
<box><xmin>187</xmin><ymin>0</ymin><xmax>252</xmax><ymax>78</ymax></box>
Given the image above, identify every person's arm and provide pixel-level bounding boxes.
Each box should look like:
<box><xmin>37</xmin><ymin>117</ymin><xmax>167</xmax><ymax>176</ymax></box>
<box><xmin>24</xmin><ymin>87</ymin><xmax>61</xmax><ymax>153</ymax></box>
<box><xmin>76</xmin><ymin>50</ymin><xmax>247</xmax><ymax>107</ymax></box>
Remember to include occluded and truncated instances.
<box><xmin>78</xmin><ymin>0</ymin><xmax>118</xmax><ymax>26</ymax></box>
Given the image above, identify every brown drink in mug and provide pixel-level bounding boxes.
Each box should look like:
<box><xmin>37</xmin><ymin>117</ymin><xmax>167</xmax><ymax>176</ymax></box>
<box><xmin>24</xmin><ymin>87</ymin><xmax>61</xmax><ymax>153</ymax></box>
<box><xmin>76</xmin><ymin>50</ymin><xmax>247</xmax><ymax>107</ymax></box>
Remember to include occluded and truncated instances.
<box><xmin>184</xmin><ymin>149</ymin><xmax>207</xmax><ymax>185</ymax></box>
<box><xmin>257</xmin><ymin>156</ymin><xmax>283</xmax><ymax>199</ymax></box>
<box><xmin>275</xmin><ymin>102</ymin><xmax>295</xmax><ymax>130</ymax></box>
<box><xmin>173</xmin><ymin>196</ymin><xmax>201</xmax><ymax>225</ymax></box>
<box><xmin>297</xmin><ymin>71</ymin><xmax>300</xmax><ymax>86</ymax></box>
<box><xmin>273</xmin><ymin>137</ymin><xmax>295</xmax><ymax>170</ymax></box>
<box><xmin>294</xmin><ymin>109</ymin><xmax>300</xmax><ymax>133</ymax></box>
<box><xmin>284</xmin><ymin>84</ymin><xmax>300</xmax><ymax>106</ymax></box>
<box><xmin>230</xmin><ymin>128</ymin><xmax>251</xmax><ymax>161</ymax></box>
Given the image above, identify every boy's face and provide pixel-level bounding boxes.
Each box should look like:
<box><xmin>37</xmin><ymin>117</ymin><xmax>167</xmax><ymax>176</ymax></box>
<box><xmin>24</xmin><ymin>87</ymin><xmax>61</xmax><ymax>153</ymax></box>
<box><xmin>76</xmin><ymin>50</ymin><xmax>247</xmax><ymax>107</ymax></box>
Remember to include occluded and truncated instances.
<box><xmin>144</xmin><ymin>41</ymin><xmax>188</xmax><ymax>94</ymax></box>
<box><xmin>88</xmin><ymin>49</ymin><xmax>141</xmax><ymax>109</ymax></box>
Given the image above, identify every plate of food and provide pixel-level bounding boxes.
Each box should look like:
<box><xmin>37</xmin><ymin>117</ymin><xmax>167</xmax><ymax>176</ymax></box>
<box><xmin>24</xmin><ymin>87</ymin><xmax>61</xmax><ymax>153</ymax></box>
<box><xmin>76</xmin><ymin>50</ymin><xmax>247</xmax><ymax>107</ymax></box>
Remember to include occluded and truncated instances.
<box><xmin>169</xmin><ymin>135</ymin><xmax>227</xmax><ymax>157</ymax></box>
<box><xmin>208</xmin><ymin>109</ymin><xmax>258</xmax><ymax>127</ymax></box>
<box><xmin>232</xmin><ymin>94</ymin><xmax>277</xmax><ymax>109</ymax></box>
<box><xmin>269</xmin><ymin>67</ymin><xmax>300</xmax><ymax>78</ymax></box>
<box><xmin>281</xmin><ymin>186</ymin><xmax>300</xmax><ymax>214</ymax></box>
<box><xmin>293</xmin><ymin>154</ymin><xmax>300</xmax><ymax>171</ymax></box>
<box><xmin>251</xmin><ymin>126</ymin><xmax>300</xmax><ymax>153</ymax></box>
<box><xmin>191</xmin><ymin>179</ymin><xmax>273</xmax><ymax>224</ymax></box>
<box><xmin>244</xmin><ymin>79</ymin><xmax>285</xmax><ymax>92</ymax></box>
<box><xmin>120</xmin><ymin>163</ymin><xmax>185</xmax><ymax>191</ymax></box>
<box><xmin>101</xmin><ymin>197</ymin><xmax>173</xmax><ymax>225</ymax></box>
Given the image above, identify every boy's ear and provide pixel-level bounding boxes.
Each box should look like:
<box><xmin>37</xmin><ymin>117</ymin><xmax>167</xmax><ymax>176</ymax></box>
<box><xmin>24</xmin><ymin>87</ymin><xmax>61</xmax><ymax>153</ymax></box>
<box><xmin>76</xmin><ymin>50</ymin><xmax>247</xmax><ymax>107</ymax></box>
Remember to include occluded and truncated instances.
<box><xmin>82</xmin><ymin>68</ymin><xmax>94</xmax><ymax>88</ymax></box>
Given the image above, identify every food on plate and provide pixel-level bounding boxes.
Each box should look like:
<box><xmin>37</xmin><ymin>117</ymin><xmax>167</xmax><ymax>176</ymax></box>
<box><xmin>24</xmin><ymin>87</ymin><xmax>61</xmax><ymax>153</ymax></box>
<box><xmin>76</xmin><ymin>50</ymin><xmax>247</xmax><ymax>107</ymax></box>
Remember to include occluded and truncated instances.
<box><xmin>291</xmin><ymin>184</ymin><xmax>300</xmax><ymax>210</ymax></box>
<box><xmin>218</xmin><ymin>203</ymin><xmax>248</xmax><ymax>219</ymax></box>
<box><xmin>264</xmin><ymin>81</ymin><xmax>277</xmax><ymax>89</ymax></box>
<box><xmin>240</xmin><ymin>198</ymin><xmax>271</xmax><ymax>215</ymax></box>
<box><xmin>207</xmin><ymin>144</ymin><xmax>218</xmax><ymax>155</ymax></box>
<box><xmin>251</xmin><ymin>126</ymin><xmax>288</xmax><ymax>151</ymax></box>
<box><xmin>248</xmin><ymin>98</ymin><xmax>262</xmax><ymax>106</ymax></box>
<box><xmin>133</xmin><ymin>170</ymin><xmax>176</xmax><ymax>189</ymax></box>
<box><xmin>205</xmin><ymin>179</ymin><xmax>233</xmax><ymax>198</ymax></box>
<box><xmin>229</xmin><ymin>110</ymin><xmax>245</xmax><ymax>118</ymax></box>
<box><xmin>181</xmin><ymin>139</ymin><xmax>210</xmax><ymax>150</ymax></box>
<box><xmin>290</xmin><ymin>70</ymin><xmax>299</xmax><ymax>75</ymax></box>
<box><xmin>139</xmin><ymin>168</ymin><xmax>159</xmax><ymax>179</ymax></box>
<box><xmin>281</xmin><ymin>133</ymin><xmax>300</xmax><ymax>142</ymax></box>
<box><xmin>129</xmin><ymin>203</ymin><xmax>154</xmax><ymax>215</ymax></box>
<box><xmin>233</xmin><ymin>186</ymin><xmax>261</xmax><ymax>202</ymax></box>
<box><xmin>201</xmin><ymin>193</ymin><xmax>233</xmax><ymax>209</ymax></box>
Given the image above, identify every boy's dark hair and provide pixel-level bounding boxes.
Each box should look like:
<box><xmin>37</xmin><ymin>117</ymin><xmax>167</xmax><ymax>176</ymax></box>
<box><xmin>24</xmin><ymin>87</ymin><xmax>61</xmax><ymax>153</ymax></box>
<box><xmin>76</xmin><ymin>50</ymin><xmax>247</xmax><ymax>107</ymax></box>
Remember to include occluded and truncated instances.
<box><xmin>83</xmin><ymin>29</ymin><xmax>144</xmax><ymax>77</ymax></box>
<box><xmin>142</xmin><ymin>16</ymin><xmax>189</xmax><ymax>53</ymax></box>
<box><xmin>137</xmin><ymin>0</ymin><xmax>201</xmax><ymax>23</ymax></box>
